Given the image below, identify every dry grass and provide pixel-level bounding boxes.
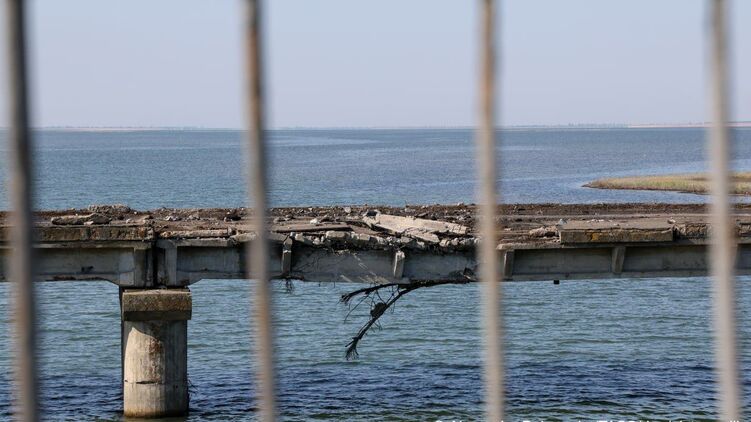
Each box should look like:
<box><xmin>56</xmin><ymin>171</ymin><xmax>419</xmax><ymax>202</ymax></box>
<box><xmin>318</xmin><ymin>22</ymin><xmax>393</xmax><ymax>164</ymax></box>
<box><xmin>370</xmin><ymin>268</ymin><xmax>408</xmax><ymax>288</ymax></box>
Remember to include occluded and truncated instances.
<box><xmin>584</xmin><ymin>172</ymin><xmax>751</xmax><ymax>195</ymax></box>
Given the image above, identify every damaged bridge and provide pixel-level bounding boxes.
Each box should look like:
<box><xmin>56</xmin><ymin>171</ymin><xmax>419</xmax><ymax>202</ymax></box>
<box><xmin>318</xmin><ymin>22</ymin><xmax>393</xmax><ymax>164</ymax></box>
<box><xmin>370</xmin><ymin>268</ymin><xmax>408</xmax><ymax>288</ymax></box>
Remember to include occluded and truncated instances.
<box><xmin>5</xmin><ymin>203</ymin><xmax>751</xmax><ymax>287</ymax></box>
<box><xmin>5</xmin><ymin>202</ymin><xmax>751</xmax><ymax>418</ymax></box>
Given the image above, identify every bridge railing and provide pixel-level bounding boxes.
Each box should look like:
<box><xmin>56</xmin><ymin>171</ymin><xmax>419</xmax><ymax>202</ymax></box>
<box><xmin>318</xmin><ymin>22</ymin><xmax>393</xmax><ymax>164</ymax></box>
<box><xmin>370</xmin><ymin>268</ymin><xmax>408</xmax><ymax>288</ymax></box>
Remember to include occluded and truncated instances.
<box><xmin>2</xmin><ymin>0</ymin><xmax>742</xmax><ymax>421</ymax></box>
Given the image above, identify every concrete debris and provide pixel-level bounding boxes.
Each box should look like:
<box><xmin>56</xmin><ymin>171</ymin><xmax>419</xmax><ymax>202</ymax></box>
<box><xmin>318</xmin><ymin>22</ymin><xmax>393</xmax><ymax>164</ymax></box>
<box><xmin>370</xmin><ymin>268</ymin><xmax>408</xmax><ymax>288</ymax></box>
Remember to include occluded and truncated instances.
<box><xmin>268</xmin><ymin>232</ymin><xmax>288</xmax><ymax>243</ymax></box>
<box><xmin>674</xmin><ymin>223</ymin><xmax>707</xmax><ymax>239</ymax></box>
<box><xmin>159</xmin><ymin>229</ymin><xmax>231</xmax><ymax>239</ymax></box>
<box><xmin>224</xmin><ymin>209</ymin><xmax>242</xmax><ymax>222</ymax></box>
<box><xmin>325</xmin><ymin>231</ymin><xmax>349</xmax><ymax>241</ymax></box>
<box><xmin>293</xmin><ymin>233</ymin><xmax>314</xmax><ymax>246</ymax></box>
<box><xmin>351</xmin><ymin>233</ymin><xmax>375</xmax><ymax>247</ymax></box>
<box><xmin>27</xmin><ymin>203</ymin><xmax>750</xmax><ymax>253</ymax></box>
<box><xmin>529</xmin><ymin>226</ymin><xmax>558</xmax><ymax>238</ymax></box>
<box><xmin>274</xmin><ymin>223</ymin><xmax>350</xmax><ymax>233</ymax></box>
<box><xmin>86</xmin><ymin>213</ymin><xmax>112</xmax><ymax>224</ymax></box>
<box><xmin>309</xmin><ymin>214</ymin><xmax>332</xmax><ymax>225</ymax></box>
<box><xmin>407</xmin><ymin>230</ymin><xmax>440</xmax><ymax>244</ymax></box>
<box><xmin>51</xmin><ymin>213</ymin><xmax>111</xmax><ymax>226</ymax></box>
<box><xmin>231</xmin><ymin>233</ymin><xmax>256</xmax><ymax>243</ymax></box>
<box><xmin>363</xmin><ymin>212</ymin><xmax>468</xmax><ymax>244</ymax></box>
<box><xmin>87</xmin><ymin>204</ymin><xmax>132</xmax><ymax>215</ymax></box>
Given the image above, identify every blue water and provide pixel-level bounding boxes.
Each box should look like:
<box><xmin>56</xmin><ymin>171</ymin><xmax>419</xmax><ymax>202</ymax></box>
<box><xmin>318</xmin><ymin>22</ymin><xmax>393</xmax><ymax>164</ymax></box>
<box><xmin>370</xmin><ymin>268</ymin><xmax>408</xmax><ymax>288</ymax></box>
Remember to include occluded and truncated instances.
<box><xmin>0</xmin><ymin>128</ymin><xmax>750</xmax><ymax>420</ymax></box>
<box><xmin>1</xmin><ymin>127</ymin><xmax>750</xmax><ymax>209</ymax></box>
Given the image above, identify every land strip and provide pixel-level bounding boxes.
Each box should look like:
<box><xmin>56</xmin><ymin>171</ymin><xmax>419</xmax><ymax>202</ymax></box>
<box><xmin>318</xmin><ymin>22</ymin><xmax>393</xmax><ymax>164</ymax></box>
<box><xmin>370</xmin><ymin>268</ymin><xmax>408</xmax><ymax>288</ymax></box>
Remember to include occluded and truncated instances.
<box><xmin>585</xmin><ymin>172</ymin><xmax>751</xmax><ymax>196</ymax></box>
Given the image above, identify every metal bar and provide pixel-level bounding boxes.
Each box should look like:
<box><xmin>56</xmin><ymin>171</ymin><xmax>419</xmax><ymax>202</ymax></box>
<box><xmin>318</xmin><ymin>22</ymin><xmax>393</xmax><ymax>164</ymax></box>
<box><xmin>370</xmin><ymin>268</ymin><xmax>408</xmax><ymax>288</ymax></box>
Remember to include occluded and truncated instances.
<box><xmin>707</xmin><ymin>0</ymin><xmax>741</xmax><ymax>420</ymax></box>
<box><xmin>3</xmin><ymin>0</ymin><xmax>40</xmax><ymax>421</ymax></box>
<box><xmin>476</xmin><ymin>0</ymin><xmax>504</xmax><ymax>420</ymax></box>
<box><xmin>243</xmin><ymin>0</ymin><xmax>276</xmax><ymax>421</ymax></box>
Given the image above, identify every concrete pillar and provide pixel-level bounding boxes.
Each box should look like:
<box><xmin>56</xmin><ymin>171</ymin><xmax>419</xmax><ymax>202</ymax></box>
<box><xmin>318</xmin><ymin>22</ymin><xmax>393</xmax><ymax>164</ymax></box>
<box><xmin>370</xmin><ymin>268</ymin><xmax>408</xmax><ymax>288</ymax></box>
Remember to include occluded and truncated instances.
<box><xmin>121</xmin><ymin>289</ymin><xmax>192</xmax><ymax>418</ymax></box>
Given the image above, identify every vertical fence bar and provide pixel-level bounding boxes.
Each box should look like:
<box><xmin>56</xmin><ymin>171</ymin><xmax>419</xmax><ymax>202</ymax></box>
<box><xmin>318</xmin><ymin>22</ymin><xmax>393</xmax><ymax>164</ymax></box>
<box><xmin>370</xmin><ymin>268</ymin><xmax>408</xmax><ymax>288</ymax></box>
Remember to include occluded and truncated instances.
<box><xmin>707</xmin><ymin>0</ymin><xmax>741</xmax><ymax>420</ymax></box>
<box><xmin>476</xmin><ymin>0</ymin><xmax>503</xmax><ymax>420</ymax></box>
<box><xmin>4</xmin><ymin>0</ymin><xmax>40</xmax><ymax>421</ymax></box>
<box><xmin>243</xmin><ymin>0</ymin><xmax>276</xmax><ymax>421</ymax></box>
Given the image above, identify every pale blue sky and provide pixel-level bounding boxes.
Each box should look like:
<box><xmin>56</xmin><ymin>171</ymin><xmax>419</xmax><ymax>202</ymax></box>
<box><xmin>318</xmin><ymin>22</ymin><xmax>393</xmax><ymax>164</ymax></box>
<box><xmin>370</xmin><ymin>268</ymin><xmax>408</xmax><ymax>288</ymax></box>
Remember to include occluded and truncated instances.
<box><xmin>1</xmin><ymin>0</ymin><xmax>749</xmax><ymax>128</ymax></box>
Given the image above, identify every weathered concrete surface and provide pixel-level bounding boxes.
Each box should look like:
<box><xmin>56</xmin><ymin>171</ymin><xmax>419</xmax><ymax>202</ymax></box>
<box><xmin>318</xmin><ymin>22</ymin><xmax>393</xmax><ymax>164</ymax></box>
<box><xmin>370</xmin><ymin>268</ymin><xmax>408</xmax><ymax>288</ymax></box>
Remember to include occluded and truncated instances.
<box><xmin>2</xmin><ymin>203</ymin><xmax>751</xmax><ymax>285</ymax></box>
<box><xmin>12</xmin><ymin>202</ymin><xmax>751</xmax><ymax>249</ymax></box>
<box><xmin>559</xmin><ymin>219</ymin><xmax>674</xmax><ymax>244</ymax></box>
<box><xmin>122</xmin><ymin>289</ymin><xmax>192</xmax><ymax>321</ymax></box>
<box><xmin>122</xmin><ymin>289</ymin><xmax>191</xmax><ymax>418</ymax></box>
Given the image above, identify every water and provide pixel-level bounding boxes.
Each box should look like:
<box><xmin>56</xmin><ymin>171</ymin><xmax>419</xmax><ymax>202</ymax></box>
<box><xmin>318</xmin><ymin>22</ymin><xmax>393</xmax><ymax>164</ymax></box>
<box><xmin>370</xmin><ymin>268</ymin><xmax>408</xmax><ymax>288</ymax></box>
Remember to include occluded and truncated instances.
<box><xmin>0</xmin><ymin>128</ymin><xmax>750</xmax><ymax>420</ymax></box>
<box><xmin>0</xmin><ymin>127</ymin><xmax>749</xmax><ymax>209</ymax></box>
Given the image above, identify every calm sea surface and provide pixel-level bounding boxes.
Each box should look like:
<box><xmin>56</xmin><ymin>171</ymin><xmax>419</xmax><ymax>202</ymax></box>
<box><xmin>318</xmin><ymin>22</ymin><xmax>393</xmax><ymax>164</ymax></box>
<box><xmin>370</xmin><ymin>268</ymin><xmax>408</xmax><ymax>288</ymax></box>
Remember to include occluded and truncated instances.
<box><xmin>0</xmin><ymin>128</ymin><xmax>750</xmax><ymax>420</ymax></box>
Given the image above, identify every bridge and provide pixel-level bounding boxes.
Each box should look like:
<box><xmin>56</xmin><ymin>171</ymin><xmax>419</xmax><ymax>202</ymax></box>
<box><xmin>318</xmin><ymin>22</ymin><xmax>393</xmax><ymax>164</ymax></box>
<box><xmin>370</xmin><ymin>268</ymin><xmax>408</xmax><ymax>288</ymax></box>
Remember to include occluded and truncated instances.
<box><xmin>9</xmin><ymin>203</ymin><xmax>751</xmax><ymax>286</ymax></box>
<box><xmin>2</xmin><ymin>202</ymin><xmax>748</xmax><ymax>417</ymax></box>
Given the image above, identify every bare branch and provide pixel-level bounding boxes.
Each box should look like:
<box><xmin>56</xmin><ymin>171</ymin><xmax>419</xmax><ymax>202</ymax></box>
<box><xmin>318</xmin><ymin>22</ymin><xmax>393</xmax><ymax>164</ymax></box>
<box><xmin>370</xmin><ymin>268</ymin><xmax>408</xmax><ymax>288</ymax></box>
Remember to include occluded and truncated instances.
<box><xmin>343</xmin><ymin>278</ymin><xmax>473</xmax><ymax>360</ymax></box>
<box><xmin>340</xmin><ymin>283</ymin><xmax>399</xmax><ymax>306</ymax></box>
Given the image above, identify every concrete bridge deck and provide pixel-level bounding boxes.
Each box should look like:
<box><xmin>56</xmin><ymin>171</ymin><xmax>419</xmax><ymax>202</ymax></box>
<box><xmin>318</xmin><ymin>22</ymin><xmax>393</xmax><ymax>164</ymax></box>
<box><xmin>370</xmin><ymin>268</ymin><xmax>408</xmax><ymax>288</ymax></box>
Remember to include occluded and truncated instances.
<box><xmin>3</xmin><ymin>203</ymin><xmax>751</xmax><ymax>286</ymax></box>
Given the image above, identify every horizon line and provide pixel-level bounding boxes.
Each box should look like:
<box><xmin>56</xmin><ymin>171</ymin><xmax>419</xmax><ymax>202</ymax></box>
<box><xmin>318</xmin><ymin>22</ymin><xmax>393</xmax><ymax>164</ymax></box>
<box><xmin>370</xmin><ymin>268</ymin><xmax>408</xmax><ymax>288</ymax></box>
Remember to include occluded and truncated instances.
<box><xmin>4</xmin><ymin>120</ymin><xmax>751</xmax><ymax>131</ymax></box>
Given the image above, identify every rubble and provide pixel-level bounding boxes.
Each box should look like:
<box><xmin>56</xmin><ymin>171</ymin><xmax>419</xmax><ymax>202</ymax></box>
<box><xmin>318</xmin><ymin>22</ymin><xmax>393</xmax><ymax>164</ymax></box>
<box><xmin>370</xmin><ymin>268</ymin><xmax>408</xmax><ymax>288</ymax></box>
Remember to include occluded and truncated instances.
<box><xmin>528</xmin><ymin>226</ymin><xmax>558</xmax><ymax>238</ymax></box>
<box><xmin>22</xmin><ymin>203</ymin><xmax>751</xmax><ymax>254</ymax></box>
<box><xmin>51</xmin><ymin>213</ymin><xmax>111</xmax><ymax>226</ymax></box>
<box><xmin>362</xmin><ymin>212</ymin><xmax>469</xmax><ymax>244</ymax></box>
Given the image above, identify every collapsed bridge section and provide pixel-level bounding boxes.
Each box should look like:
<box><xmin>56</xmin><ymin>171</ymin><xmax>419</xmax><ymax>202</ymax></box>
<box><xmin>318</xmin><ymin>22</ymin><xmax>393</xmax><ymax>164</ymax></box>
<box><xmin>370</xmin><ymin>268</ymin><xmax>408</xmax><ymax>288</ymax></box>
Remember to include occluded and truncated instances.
<box><xmin>1</xmin><ymin>203</ymin><xmax>751</xmax><ymax>286</ymax></box>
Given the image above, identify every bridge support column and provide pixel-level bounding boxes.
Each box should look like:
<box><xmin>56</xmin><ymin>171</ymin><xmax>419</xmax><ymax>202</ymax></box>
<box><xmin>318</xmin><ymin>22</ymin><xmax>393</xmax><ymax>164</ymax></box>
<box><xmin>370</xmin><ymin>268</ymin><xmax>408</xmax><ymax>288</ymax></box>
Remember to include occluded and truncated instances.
<box><xmin>120</xmin><ymin>289</ymin><xmax>192</xmax><ymax>418</ymax></box>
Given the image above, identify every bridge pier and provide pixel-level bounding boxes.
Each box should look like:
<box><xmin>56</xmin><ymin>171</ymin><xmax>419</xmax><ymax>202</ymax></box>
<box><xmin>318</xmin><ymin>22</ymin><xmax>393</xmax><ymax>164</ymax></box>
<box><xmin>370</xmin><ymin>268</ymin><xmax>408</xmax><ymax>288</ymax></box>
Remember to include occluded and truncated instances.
<box><xmin>120</xmin><ymin>289</ymin><xmax>192</xmax><ymax>418</ymax></box>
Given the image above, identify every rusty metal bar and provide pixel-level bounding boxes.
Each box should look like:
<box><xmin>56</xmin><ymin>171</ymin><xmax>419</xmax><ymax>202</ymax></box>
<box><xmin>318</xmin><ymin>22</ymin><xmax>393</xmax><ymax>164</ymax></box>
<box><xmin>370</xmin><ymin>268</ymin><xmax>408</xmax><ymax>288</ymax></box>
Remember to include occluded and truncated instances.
<box><xmin>243</xmin><ymin>0</ymin><xmax>277</xmax><ymax>421</ymax></box>
<box><xmin>3</xmin><ymin>0</ymin><xmax>40</xmax><ymax>421</ymax></box>
<box><xmin>707</xmin><ymin>0</ymin><xmax>741</xmax><ymax>419</ymax></box>
<box><xmin>476</xmin><ymin>0</ymin><xmax>504</xmax><ymax>420</ymax></box>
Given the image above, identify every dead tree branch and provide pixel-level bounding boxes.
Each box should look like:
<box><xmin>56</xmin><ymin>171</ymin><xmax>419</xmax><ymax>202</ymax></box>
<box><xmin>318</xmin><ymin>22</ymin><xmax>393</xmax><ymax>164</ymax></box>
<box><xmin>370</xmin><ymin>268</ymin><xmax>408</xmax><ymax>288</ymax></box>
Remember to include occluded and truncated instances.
<box><xmin>341</xmin><ymin>278</ymin><xmax>473</xmax><ymax>360</ymax></box>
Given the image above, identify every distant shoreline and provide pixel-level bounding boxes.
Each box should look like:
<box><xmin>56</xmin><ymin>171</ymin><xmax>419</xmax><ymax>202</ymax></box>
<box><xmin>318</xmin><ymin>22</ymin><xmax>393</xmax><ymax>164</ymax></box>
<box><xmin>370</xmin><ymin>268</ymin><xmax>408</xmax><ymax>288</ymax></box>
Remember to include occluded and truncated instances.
<box><xmin>6</xmin><ymin>122</ymin><xmax>751</xmax><ymax>132</ymax></box>
<box><xmin>626</xmin><ymin>122</ymin><xmax>751</xmax><ymax>129</ymax></box>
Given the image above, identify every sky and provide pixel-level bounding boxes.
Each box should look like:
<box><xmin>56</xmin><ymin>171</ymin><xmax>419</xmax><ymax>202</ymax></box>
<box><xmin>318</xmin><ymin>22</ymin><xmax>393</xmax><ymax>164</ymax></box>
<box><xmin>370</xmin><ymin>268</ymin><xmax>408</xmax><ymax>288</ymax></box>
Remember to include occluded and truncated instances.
<box><xmin>0</xmin><ymin>0</ymin><xmax>748</xmax><ymax>128</ymax></box>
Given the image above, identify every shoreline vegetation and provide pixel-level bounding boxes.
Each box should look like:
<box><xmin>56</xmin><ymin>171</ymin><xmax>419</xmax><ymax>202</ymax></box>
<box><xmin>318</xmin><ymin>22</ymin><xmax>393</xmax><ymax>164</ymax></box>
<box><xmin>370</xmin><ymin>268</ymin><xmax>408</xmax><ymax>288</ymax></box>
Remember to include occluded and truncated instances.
<box><xmin>584</xmin><ymin>172</ymin><xmax>751</xmax><ymax>196</ymax></box>
<box><xmin>583</xmin><ymin>172</ymin><xmax>751</xmax><ymax>195</ymax></box>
